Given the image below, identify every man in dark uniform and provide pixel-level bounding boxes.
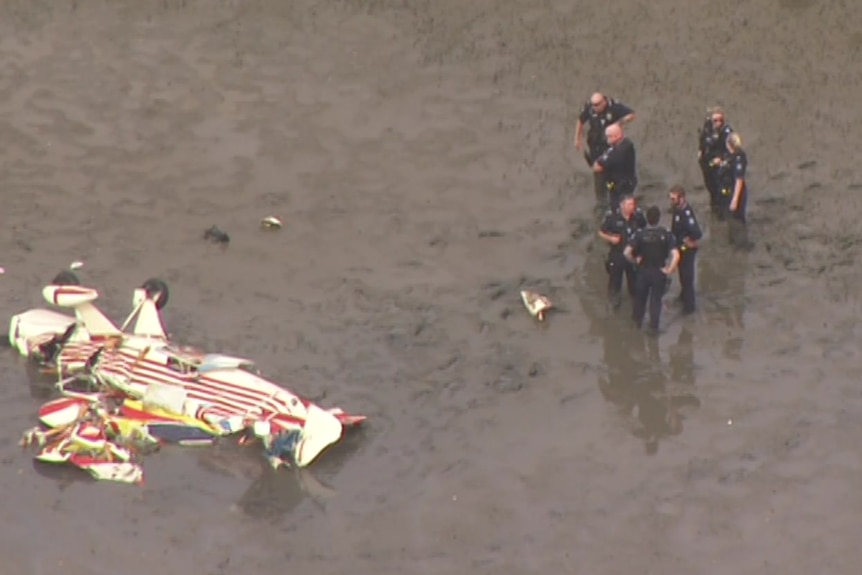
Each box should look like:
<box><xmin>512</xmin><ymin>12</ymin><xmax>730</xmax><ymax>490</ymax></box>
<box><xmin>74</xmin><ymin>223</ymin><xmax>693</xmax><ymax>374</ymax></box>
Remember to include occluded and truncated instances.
<box><xmin>697</xmin><ymin>107</ymin><xmax>734</xmax><ymax>213</ymax></box>
<box><xmin>668</xmin><ymin>185</ymin><xmax>703</xmax><ymax>314</ymax></box>
<box><xmin>598</xmin><ymin>195</ymin><xmax>647</xmax><ymax>309</ymax></box>
<box><xmin>593</xmin><ymin>124</ymin><xmax>637</xmax><ymax>212</ymax></box>
<box><xmin>716</xmin><ymin>132</ymin><xmax>750</xmax><ymax>249</ymax></box>
<box><xmin>624</xmin><ymin>206</ymin><xmax>680</xmax><ymax>333</ymax></box>
<box><xmin>574</xmin><ymin>92</ymin><xmax>636</xmax><ymax>203</ymax></box>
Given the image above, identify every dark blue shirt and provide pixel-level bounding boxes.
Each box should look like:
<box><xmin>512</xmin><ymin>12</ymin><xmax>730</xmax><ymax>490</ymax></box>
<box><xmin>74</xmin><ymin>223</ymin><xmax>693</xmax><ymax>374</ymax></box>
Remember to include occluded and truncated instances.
<box><xmin>579</xmin><ymin>98</ymin><xmax>634</xmax><ymax>154</ymax></box>
<box><xmin>595</xmin><ymin>137</ymin><xmax>637</xmax><ymax>187</ymax></box>
<box><xmin>601</xmin><ymin>208</ymin><xmax>647</xmax><ymax>253</ymax></box>
<box><xmin>670</xmin><ymin>203</ymin><xmax>703</xmax><ymax>250</ymax></box>
<box><xmin>629</xmin><ymin>226</ymin><xmax>677</xmax><ymax>269</ymax></box>
<box><xmin>699</xmin><ymin>120</ymin><xmax>734</xmax><ymax>162</ymax></box>
<box><xmin>717</xmin><ymin>150</ymin><xmax>748</xmax><ymax>193</ymax></box>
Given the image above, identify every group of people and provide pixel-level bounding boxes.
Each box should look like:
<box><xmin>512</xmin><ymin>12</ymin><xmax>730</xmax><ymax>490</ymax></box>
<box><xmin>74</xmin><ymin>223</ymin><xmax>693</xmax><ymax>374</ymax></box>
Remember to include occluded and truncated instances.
<box><xmin>573</xmin><ymin>92</ymin><xmax>750</xmax><ymax>332</ymax></box>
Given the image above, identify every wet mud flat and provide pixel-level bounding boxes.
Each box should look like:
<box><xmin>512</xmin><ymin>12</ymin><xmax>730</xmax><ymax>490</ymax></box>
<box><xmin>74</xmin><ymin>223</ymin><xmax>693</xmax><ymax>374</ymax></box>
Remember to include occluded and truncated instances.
<box><xmin>2</xmin><ymin>1</ymin><xmax>862</xmax><ymax>574</ymax></box>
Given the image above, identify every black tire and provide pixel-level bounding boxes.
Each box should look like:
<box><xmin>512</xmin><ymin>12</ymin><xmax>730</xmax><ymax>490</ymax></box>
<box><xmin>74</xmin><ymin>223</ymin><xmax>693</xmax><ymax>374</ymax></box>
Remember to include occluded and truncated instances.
<box><xmin>52</xmin><ymin>271</ymin><xmax>80</xmax><ymax>286</ymax></box>
<box><xmin>141</xmin><ymin>278</ymin><xmax>170</xmax><ymax>310</ymax></box>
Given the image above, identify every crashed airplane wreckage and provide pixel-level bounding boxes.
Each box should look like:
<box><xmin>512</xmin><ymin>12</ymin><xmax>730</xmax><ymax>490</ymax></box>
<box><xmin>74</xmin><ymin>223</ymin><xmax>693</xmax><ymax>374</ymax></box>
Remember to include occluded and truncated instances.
<box><xmin>10</xmin><ymin>272</ymin><xmax>366</xmax><ymax>484</ymax></box>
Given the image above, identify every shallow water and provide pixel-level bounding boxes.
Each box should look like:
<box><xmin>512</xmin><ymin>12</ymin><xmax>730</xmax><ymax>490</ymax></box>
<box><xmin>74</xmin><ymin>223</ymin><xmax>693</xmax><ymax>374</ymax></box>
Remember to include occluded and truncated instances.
<box><xmin>2</xmin><ymin>1</ymin><xmax>862</xmax><ymax>573</ymax></box>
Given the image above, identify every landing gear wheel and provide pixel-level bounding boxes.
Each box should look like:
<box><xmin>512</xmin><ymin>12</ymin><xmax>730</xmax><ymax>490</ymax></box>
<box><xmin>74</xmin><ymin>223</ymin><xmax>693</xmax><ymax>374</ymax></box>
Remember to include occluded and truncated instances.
<box><xmin>52</xmin><ymin>271</ymin><xmax>80</xmax><ymax>286</ymax></box>
<box><xmin>141</xmin><ymin>278</ymin><xmax>169</xmax><ymax>310</ymax></box>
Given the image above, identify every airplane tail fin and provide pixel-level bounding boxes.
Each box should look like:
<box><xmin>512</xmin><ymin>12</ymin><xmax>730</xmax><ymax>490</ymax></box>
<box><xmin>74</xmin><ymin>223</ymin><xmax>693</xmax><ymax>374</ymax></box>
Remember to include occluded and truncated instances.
<box><xmin>120</xmin><ymin>289</ymin><xmax>168</xmax><ymax>339</ymax></box>
<box><xmin>42</xmin><ymin>285</ymin><xmax>121</xmax><ymax>337</ymax></box>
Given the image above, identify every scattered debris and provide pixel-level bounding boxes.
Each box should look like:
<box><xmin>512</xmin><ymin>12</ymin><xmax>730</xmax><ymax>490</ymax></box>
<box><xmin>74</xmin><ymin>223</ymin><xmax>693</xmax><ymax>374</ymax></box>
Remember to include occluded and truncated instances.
<box><xmin>260</xmin><ymin>216</ymin><xmax>283</xmax><ymax>230</ymax></box>
<box><xmin>69</xmin><ymin>261</ymin><xmax>85</xmax><ymax>270</ymax></box>
<box><xmin>520</xmin><ymin>290</ymin><xmax>553</xmax><ymax>321</ymax></box>
<box><xmin>20</xmin><ymin>397</ymin><xmax>159</xmax><ymax>485</ymax></box>
<box><xmin>239</xmin><ymin>421</ymin><xmax>305</xmax><ymax>470</ymax></box>
<box><xmin>11</xmin><ymin>274</ymin><xmax>367</xmax><ymax>484</ymax></box>
<box><xmin>0</xmin><ymin>266</ymin><xmax>5</xmax><ymax>275</ymax></box>
<box><xmin>204</xmin><ymin>225</ymin><xmax>230</xmax><ymax>244</ymax></box>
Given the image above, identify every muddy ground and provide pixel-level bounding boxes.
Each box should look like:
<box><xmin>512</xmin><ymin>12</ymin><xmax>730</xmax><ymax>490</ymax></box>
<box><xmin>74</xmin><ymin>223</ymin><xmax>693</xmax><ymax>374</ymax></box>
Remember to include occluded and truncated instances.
<box><xmin>2</xmin><ymin>0</ymin><xmax>862</xmax><ymax>573</ymax></box>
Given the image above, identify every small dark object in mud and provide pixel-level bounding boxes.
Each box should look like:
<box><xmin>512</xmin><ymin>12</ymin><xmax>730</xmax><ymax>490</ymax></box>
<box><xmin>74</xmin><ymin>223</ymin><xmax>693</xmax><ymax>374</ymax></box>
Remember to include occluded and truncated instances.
<box><xmin>204</xmin><ymin>225</ymin><xmax>230</xmax><ymax>244</ymax></box>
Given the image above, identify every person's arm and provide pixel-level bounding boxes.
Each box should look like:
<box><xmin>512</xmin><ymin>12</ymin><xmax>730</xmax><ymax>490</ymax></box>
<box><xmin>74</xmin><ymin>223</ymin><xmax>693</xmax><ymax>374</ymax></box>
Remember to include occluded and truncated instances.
<box><xmin>663</xmin><ymin>248</ymin><xmax>681</xmax><ymax>275</ymax></box>
<box><xmin>598</xmin><ymin>217</ymin><xmax>622</xmax><ymax>245</ymax></box>
<box><xmin>625</xmin><ymin>234</ymin><xmax>642</xmax><ymax>265</ymax></box>
<box><xmin>682</xmin><ymin>208</ymin><xmax>703</xmax><ymax>248</ymax></box>
<box><xmin>574</xmin><ymin>105</ymin><xmax>589</xmax><ymax>149</ymax></box>
<box><xmin>697</xmin><ymin>118</ymin><xmax>711</xmax><ymax>160</ymax></box>
<box><xmin>730</xmin><ymin>154</ymin><xmax>746</xmax><ymax>211</ymax></box>
<box><xmin>731</xmin><ymin>177</ymin><xmax>745</xmax><ymax>211</ymax></box>
<box><xmin>593</xmin><ymin>147</ymin><xmax>613</xmax><ymax>173</ymax></box>
<box><xmin>612</xmin><ymin>102</ymin><xmax>636</xmax><ymax>126</ymax></box>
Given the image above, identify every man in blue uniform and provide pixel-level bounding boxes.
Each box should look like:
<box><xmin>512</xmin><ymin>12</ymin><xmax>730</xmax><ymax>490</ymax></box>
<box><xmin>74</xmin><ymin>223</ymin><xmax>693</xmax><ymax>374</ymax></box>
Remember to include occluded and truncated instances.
<box><xmin>593</xmin><ymin>124</ymin><xmax>637</xmax><ymax>212</ymax></box>
<box><xmin>624</xmin><ymin>206</ymin><xmax>680</xmax><ymax>333</ymax></box>
<box><xmin>697</xmin><ymin>107</ymin><xmax>734</xmax><ymax>213</ymax></box>
<box><xmin>598</xmin><ymin>195</ymin><xmax>647</xmax><ymax>309</ymax></box>
<box><xmin>574</xmin><ymin>92</ymin><xmax>636</xmax><ymax>204</ymax></box>
<box><xmin>669</xmin><ymin>185</ymin><xmax>703</xmax><ymax>314</ymax></box>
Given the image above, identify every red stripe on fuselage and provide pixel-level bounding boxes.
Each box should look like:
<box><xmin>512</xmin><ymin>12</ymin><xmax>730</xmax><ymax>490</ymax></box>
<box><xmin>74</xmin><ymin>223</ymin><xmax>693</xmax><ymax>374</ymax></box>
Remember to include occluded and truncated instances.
<box><xmin>92</xmin><ymin>349</ymin><xmax>310</xmax><ymax>428</ymax></box>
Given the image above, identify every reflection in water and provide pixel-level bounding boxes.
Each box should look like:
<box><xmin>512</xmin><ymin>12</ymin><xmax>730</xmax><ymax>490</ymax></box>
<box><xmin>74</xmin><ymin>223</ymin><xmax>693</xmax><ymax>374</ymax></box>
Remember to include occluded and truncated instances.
<box><xmin>698</xmin><ymin>248</ymin><xmax>749</xmax><ymax>360</ymax></box>
<box><xmin>199</xmin><ymin>431</ymin><xmax>363</xmax><ymax>522</ymax></box>
<box><xmin>597</xmin><ymin>328</ymin><xmax>701</xmax><ymax>454</ymax></box>
<box><xmin>580</xmin><ymin>243</ymin><xmax>701</xmax><ymax>455</ymax></box>
<box><xmin>235</xmin><ymin>464</ymin><xmax>337</xmax><ymax>520</ymax></box>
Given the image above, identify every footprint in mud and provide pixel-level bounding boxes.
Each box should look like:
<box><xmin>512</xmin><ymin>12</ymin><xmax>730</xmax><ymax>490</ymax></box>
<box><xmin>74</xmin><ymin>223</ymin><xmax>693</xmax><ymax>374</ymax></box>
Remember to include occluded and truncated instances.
<box><xmin>491</xmin><ymin>374</ymin><xmax>523</xmax><ymax>393</ymax></box>
<box><xmin>754</xmin><ymin>196</ymin><xmax>784</xmax><ymax>206</ymax></box>
<box><xmin>527</xmin><ymin>362</ymin><xmax>543</xmax><ymax>378</ymax></box>
<box><xmin>717</xmin><ymin>452</ymin><xmax>763</xmax><ymax>485</ymax></box>
<box><xmin>14</xmin><ymin>238</ymin><xmax>33</xmax><ymax>252</ymax></box>
<box><xmin>486</xmin><ymin>363</ymin><xmax>527</xmax><ymax>393</ymax></box>
<box><xmin>482</xmin><ymin>339</ymin><xmax>545</xmax><ymax>393</ymax></box>
<box><xmin>749</xmin><ymin>213</ymin><xmax>774</xmax><ymax>226</ymax></box>
<box><xmin>636</xmin><ymin>181</ymin><xmax>662</xmax><ymax>193</ymax></box>
<box><xmin>568</xmin><ymin>216</ymin><xmax>592</xmax><ymax>240</ymax></box>
<box><xmin>685</xmin><ymin>457</ymin><xmax>715</xmax><ymax>482</ymax></box>
<box><xmin>483</xmin><ymin>280</ymin><xmax>511</xmax><ymax>302</ymax></box>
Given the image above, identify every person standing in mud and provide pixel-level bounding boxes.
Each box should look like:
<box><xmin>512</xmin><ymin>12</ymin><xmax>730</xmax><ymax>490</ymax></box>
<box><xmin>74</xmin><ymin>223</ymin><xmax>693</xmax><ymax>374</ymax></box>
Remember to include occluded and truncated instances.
<box><xmin>574</xmin><ymin>92</ymin><xmax>636</xmax><ymax>204</ymax></box>
<box><xmin>624</xmin><ymin>206</ymin><xmax>679</xmax><ymax>333</ymax></box>
<box><xmin>598</xmin><ymin>195</ymin><xmax>646</xmax><ymax>309</ymax></box>
<box><xmin>593</xmin><ymin>124</ymin><xmax>637</xmax><ymax>212</ymax></box>
<box><xmin>716</xmin><ymin>132</ymin><xmax>750</xmax><ymax>248</ymax></box>
<box><xmin>668</xmin><ymin>185</ymin><xmax>702</xmax><ymax>315</ymax></box>
<box><xmin>697</xmin><ymin>106</ymin><xmax>734</xmax><ymax>213</ymax></box>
